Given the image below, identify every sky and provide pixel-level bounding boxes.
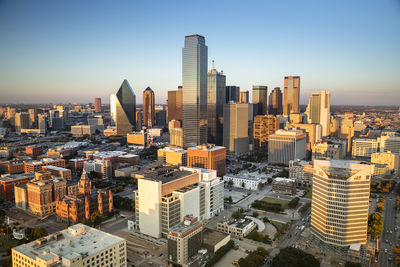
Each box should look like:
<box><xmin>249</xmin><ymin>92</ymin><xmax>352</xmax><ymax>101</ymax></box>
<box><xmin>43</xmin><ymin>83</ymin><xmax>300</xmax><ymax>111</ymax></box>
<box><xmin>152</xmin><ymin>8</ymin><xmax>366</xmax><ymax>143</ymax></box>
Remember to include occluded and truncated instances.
<box><xmin>0</xmin><ymin>0</ymin><xmax>399</xmax><ymax>105</ymax></box>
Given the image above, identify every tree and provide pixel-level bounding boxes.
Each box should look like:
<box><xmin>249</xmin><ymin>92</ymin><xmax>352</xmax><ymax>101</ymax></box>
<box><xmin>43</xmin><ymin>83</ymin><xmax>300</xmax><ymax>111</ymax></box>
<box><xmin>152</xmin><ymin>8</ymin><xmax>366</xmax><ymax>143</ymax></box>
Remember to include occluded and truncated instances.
<box><xmin>288</xmin><ymin>197</ymin><xmax>300</xmax><ymax>209</ymax></box>
<box><xmin>232</xmin><ymin>209</ymin><xmax>245</xmax><ymax>219</ymax></box>
<box><xmin>253</xmin><ymin>211</ymin><xmax>259</xmax><ymax>218</ymax></box>
<box><xmin>272</xmin><ymin>247</ymin><xmax>320</xmax><ymax>267</ymax></box>
<box><xmin>228</xmin><ymin>179</ymin><xmax>233</xmax><ymax>187</ymax></box>
<box><xmin>90</xmin><ymin>211</ymin><xmax>102</xmax><ymax>226</ymax></box>
<box><xmin>242</xmin><ymin>181</ymin><xmax>245</xmax><ymax>188</ymax></box>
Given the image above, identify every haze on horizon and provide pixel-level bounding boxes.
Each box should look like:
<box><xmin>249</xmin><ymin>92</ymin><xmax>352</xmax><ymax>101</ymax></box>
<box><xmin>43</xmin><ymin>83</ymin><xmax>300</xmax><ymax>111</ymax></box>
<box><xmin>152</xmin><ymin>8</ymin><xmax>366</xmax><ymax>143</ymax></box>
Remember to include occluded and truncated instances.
<box><xmin>0</xmin><ymin>0</ymin><xmax>399</xmax><ymax>105</ymax></box>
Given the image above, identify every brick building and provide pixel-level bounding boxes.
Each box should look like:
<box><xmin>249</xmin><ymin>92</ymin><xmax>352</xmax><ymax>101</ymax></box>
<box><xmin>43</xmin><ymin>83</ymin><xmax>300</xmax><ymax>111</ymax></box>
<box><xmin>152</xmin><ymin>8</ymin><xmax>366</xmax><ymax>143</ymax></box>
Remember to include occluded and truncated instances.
<box><xmin>25</xmin><ymin>145</ymin><xmax>43</xmax><ymax>159</ymax></box>
<box><xmin>24</xmin><ymin>158</ymin><xmax>66</xmax><ymax>173</ymax></box>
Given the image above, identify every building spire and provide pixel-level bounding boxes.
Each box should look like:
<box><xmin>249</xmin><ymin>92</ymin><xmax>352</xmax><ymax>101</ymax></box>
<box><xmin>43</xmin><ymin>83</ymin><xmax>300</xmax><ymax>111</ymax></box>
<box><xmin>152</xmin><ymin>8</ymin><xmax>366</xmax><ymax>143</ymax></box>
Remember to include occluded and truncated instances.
<box><xmin>212</xmin><ymin>60</ymin><xmax>215</xmax><ymax>70</ymax></box>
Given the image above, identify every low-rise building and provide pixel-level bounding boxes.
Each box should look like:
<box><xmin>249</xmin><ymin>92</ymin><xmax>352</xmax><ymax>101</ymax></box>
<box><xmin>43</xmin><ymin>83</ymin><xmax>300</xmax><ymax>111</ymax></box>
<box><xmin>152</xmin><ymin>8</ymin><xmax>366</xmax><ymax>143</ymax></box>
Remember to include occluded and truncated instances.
<box><xmin>12</xmin><ymin>224</ymin><xmax>127</xmax><ymax>267</ymax></box>
<box><xmin>268</xmin><ymin>129</ymin><xmax>307</xmax><ymax>165</ymax></box>
<box><xmin>83</xmin><ymin>159</ymin><xmax>112</xmax><ymax>179</ymax></box>
<box><xmin>24</xmin><ymin>158</ymin><xmax>66</xmax><ymax>173</ymax></box>
<box><xmin>69</xmin><ymin>157</ymin><xmax>87</xmax><ymax>172</ymax></box>
<box><xmin>158</xmin><ymin>146</ymin><xmax>187</xmax><ymax>166</ymax></box>
<box><xmin>312</xmin><ymin>139</ymin><xmax>346</xmax><ymax>160</ymax></box>
<box><xmin>271</xmin><ymin>177</ymin><xmax>296</xmax><ymax>195</ymax></box>
<box><xmin>167</xmin><ymin>215</ymin><xmax>203</xmax><ymax>266</ymax></box>
<box><xmin>42</xmin><ymin>165</ymin><xmax>72</xmax><ymax>180</ymax></box>
<box><xmin>217</xmin><ymin>218</ymin><xmax>256</xmax><ymax>238</ymax></box>
<box><xmin>371</xmin><ymin>152</ymin><xmax>399</xmax><ymax>173</ymax></box>
<box><xmin>0</xmin><ymin>160</ymin><xmax>25</xmax><ymax>174</ymax></box>
<box><xmin>289</xmin><ymin>160</ymin><xmax>313</xmax><ymax>187</ymax></box>
<box><xmin>170</xmin><ymin>128</ymin><xmax>183</xmax><ymax>147</ymax></box>
<box><xmin>127</xmin><ymin>132</ymin><xmax>147</xmax><ymax>146</ymax></box>
<box><xmin>25</xmin><ymin>145</ymin><xmax>43</xmax><ymax>159</ymax></box>
<box><xmin>202</xmin><ymin>228</ymin><xmax>230</xmax><ymax>254</ymax></box>
<box><xmin>223</xmin><ymin>174</ymin><xmax>262</xmax><ymax>190</ymax></box>
<box><xmin>0</xmin><ymin>173</ymin><xmax>33</xmax><ymax>201</ymax></box>
<box><xmin>352</xmin><ymin>138</ymin><xmax>380</xmax><ymax>158</ymax></box>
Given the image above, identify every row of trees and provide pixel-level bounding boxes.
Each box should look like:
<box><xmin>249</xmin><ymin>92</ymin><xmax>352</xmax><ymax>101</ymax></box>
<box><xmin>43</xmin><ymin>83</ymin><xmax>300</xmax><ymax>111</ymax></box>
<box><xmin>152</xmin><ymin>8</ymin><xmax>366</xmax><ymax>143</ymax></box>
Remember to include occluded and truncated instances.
<box><xmin>367</xmin><ymin>212</ymin><xmax>383</xmax><ymax>238</ymax></box>
<box><xmin>271</xmin><ymin>247</ymin><xmax>320</xmax><ymax>267</ymax></box>
<box><xmin>288</xmin><ymin>197</ymin><xmax>300</xmax><ymax>209</ymax></box>
<box><xmin>370</xmin><ymin>179</ymin><xmax>395</xmax><ymax>193</ymax></box>
<box><xmin>246</xmin><ymin>229</ymin><xmax>272</xmax><ymax>244</ymax></box>
<box><xmin>252</xmin><ymin>200</ymin><xmax>283</xmax><ymax>213</ymax></box>
<box><xmin>205</xmin><ymin>240</ymin><xmax>234</xmax><ymax>267</ymax></box>
<box><xmin>113</xmin><ymin>195</ymin><xmax>135</xmax><ymax>211</ymax></box>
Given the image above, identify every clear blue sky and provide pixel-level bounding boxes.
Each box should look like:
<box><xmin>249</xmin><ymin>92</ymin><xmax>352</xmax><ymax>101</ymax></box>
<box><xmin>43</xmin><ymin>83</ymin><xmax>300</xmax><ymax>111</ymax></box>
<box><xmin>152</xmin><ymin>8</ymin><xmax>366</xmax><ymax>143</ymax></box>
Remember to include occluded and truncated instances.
<box><xmin>0</xmin><ymin>0</ymin><xmax>399</xmax><ymax>105</ymax></box>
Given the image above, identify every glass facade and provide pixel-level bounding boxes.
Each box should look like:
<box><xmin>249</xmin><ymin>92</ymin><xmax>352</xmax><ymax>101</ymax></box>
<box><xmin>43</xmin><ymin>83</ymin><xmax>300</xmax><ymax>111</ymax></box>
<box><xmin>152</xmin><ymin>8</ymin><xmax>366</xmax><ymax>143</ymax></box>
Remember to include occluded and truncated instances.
<box><xmin>252</xmin><ymin>85</ymin><xmax>268</xmax><ymax>115</ymax></box>
<box><xmin>207</xmin><ymin>69</ymin><xmax>226</xmax><ymax>145</ymax></box>
<box><xmin>143</xmin><ymin>87</ymin><xmax>155</xmax><ymax>128</ymax></box>
<box><xmin>182</xmin><ymin>35</ymin><xmax>208</xmax><ymax>147</ymax></box>
<box><xmin>283</xmin><ymin>76</ymin><xmax>300</xmax><ymax>116</ymax></box>
<box><xmin>114</xmin><ymin>79</ymin><xmax>136</xmax><ymax>135</ymax></box>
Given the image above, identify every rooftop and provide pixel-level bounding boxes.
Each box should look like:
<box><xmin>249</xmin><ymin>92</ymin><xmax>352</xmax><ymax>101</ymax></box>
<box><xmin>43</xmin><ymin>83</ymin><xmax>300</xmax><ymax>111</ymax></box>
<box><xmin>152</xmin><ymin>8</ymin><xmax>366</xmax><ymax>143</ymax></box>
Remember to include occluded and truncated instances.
<box><xmin>219</xmin><ymin>218</ymin><xmax>254</xmax><ymax>229</ymax></box>
<box><xmin>42</xmin><ymin>165</ymin><xmax>69</xmax><ymax>172</ymax></box>
<box><xmin>169</xmin><ymin>217</ymin><xmax>202</xmax><ymax>235</ymax></box>
<box><xmin>91</xmin><ymin>151</ymin><xmax>125</xmax><ymax>158</ymax></box>
<box><xmin>202</xmin><ymin>228</ymin><xmax>229</xmax><ymax>246</ymax></box>
<box><xmin>159</xmin><ymin>146</ymin><xmax>186</xmax><ymax>153</ymax></box>
<box><xmin>188</xmin><ymin>144</ymin><xmax>225</xmax><ymax>152</ymax></box>
<box><xmin>138</xmin><ymin>166</ymin><xmax>195</xmax><ymax>184</ymax></box>
<box><xmin>25</xmin><ymin>158</ymin><xmax>64</xmax><ymax>165</ymax></box>
<box><xmin>13</xmin><ymin>224</ymin><xmax>125</xmax><ymax>263</ymax></box>
<box><xmin>0</xmin><ymin>173</ymin><xmax>34</xmax><ymax>182</ymax></box>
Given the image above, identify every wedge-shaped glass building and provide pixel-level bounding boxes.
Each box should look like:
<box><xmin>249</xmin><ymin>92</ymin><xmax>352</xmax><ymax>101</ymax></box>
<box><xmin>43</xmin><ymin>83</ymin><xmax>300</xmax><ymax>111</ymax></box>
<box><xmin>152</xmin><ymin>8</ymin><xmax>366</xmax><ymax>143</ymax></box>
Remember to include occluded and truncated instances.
<box><xmin>111</xmin><ymin>79</ymin><xmax>136</xmax><ymax>135</ymax></box>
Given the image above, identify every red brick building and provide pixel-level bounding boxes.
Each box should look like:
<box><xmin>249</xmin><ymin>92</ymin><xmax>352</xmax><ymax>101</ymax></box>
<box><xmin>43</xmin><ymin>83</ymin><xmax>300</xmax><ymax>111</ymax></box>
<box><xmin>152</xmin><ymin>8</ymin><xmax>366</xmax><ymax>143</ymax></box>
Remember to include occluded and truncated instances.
<box><xmin>24</xmin><ymin>158</ymin><xmax>66</xmax><ymax>173</ymax></box>
<box><xmin>25</xmin><ymin>145</ymin><xmax>43</xmax><ymax>159</ymax></box>
<box><xmin>0</xmin><ymin>173</ymin><xmax>33</xmax><ymax>201</ymax></box>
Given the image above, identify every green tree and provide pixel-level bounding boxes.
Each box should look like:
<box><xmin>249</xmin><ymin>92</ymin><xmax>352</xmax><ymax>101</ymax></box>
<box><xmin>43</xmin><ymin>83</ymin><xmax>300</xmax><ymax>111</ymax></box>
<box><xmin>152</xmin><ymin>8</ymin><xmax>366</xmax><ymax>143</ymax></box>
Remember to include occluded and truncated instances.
<box><xmin>228</xmin><ymin>179</ymin><xmax>233</xmax><ymax>187</ymax></box>
<box><xmin>253</xmin><ymin>211</ymin><xmax>259</xmax><ymax>218</ymax></box>
<box><xmin>272</xmin><ymin>247</ymin><xmax>320</xmax><ymax>267</ymax></box>
<box><xmin>242</xmin><ymin>182</ymin><xmax>245</xmax><ymax>188</ymax></box>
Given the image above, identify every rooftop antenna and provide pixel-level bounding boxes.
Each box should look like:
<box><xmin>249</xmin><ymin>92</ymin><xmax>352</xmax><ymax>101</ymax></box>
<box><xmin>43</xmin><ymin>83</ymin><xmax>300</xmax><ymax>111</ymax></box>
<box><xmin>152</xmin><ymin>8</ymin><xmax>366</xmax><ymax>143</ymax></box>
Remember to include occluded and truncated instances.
<box><xmin>212</xmin><ymin>60</ymin><xmax>215</xmax><ymax>70</ymax></box>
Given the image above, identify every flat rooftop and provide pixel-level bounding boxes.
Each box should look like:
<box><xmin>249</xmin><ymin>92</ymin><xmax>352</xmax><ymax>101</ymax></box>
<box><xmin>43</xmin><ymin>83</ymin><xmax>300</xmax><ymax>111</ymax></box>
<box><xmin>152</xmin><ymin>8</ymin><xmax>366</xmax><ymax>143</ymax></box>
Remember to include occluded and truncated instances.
<box><xmin>0</xmin><ymin>173</ymin><xmax>34</xmax><ymax>182</ymax></box>
<box><xmin>42</xmin><ymin>165</ymin><xmax>69</xmax><ymax>171</ymax></box>
<box><xmin>139</xmin><ymin>166</ymin><xmax>194</xmax><ymax>184</ymax></box>
<box><xmin>13</xmin><ymin>224</ymin><xmax>125</xmax><ymax>263</ymax></box>
<box><xmin>91</xmin><ymin>151</ymin><xmax>125</xmax><ymax>158</ymax></box>
<box><xmin>169</xmin><ymin>218</ymin><xmax>201</xmax><ymax>235</ymax></box>
<box><xmin>219</xmin><ymin>218</ymin><xmax>254</xmax><ymax>229</ymax></box>
<box><xmin>25</xmin><ymin>158</ymin><xmax>63</xmax><ymax>165</ymax></box>
<box><xmin>188</xmin><ymin>144</ymin><xmax>225</xmax><ymax>152</ymax></box>
<box><xmin>202</xmin><ymin>228</ymin><xmax>229</xmax><ymax>246</ymax></box>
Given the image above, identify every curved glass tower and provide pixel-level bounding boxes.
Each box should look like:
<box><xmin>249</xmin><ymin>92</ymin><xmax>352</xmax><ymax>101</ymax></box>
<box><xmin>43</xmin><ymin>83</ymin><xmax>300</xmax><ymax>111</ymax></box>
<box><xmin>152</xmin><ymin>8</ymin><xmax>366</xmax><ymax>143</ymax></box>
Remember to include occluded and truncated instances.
<box><xmin>182</xmin><ymin>34</ymin><xmax>208</xmax><ymax>147</ymax></box>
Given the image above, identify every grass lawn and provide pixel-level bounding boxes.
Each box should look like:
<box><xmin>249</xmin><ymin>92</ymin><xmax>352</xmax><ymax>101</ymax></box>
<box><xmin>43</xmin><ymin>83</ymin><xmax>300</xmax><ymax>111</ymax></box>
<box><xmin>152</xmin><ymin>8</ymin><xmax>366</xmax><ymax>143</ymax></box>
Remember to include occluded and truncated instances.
<box><xmin>261</xmin><ymin>197</ymin><xmax>290</xmax><ymax>209</ymax></box>
<box><xmin>270</xmin><ymin>220</ymin><xmax>285</xmax><ymax>232</ymax></box>
<box><xmin>304</xmin><ymin>189</ymin><xmax>312</xmax><ymax>199</ymax></box>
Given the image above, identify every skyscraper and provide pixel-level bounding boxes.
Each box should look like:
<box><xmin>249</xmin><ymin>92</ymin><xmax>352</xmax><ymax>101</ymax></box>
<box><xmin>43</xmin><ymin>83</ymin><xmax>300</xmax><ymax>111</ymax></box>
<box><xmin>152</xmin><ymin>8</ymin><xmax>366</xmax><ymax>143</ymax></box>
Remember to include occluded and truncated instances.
<box><xmin>182</xmin><ymin>34</ymin><xmax>208</xmax><ymax>147</ymax></box>
<box><xmin>311</xmin><ymin>160</ymin><xmax>372</xmax><ymax>246</ymax></box>
<box><xmin>111</xmin><ymin>79</ymin><xmax>136</xmax><ymax>135</ymax></box>
<box><xmin>240</xmin><ymin>91</ymin><xmax>249</xmax><ymax>104</ymax></box>
<box><xmin>252</xmin><ymin>86</ymin><xmax>268</xmax><ymax>115</ymax></box>
<box><xmin>268</xmin><ymin>87</ymin><xmax>283</xmax><ymax>115</ymax></box>
<box><xmin>225</xmin><ymin>86</ymin><xmax>240</xmax><ymax>103</ymax></box>
<box><xmin>253</xmin><ymin>115</ymin><xmax>280</xmax><ymax>151</ymax></box>
<box><xmin>223</xmin><ymin>103</ymin><xmax>249</xmax><ymax>155</ymax></box>
<box><xmin>207</xmin><ymin>61</ymin><xmax>226</xmax><ymax>145</ymax></box>
<box><xmin>143</xmin><ymin>87</ymin><xmax>155</xmax><ymax>128</ymax></box>
<box><xmin>305</xmin><ymin>90</ymin><xmax>330</xmax><ymax>137</ymax></box>
<box><xmin>94</xmin><ymin>97</ymin><xmax>102</xmax><ymax>113</ymax></box>
<box><xmin>15</xmin><ymin>112</ymin><xmax>30</xmax><ymax>133</ymax></box>
<box><xmin>167</xmin><ymin>86</ymin><xmax>183</xmax><ymax>122</ymax></box>
<box><xmin>28</xmin><ymin>108</ymin><xmax>37</xmax><ymax>128</ymax></box>
<box><xmin>283</xmin><ymin>76</ymin><xmax>300</xmax><ymax>116</ymax></box>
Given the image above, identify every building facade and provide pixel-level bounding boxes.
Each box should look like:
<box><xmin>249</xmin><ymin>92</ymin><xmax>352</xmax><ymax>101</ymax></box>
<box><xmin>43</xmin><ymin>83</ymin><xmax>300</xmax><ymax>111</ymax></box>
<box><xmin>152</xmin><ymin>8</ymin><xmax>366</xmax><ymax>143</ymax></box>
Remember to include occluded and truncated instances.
<box><xmin>252</xmin><ymin>85</ymin><xmax>268</xmax><ymax>115</ymax></box>
<box><xmin>283</xmin><ymin>76</ymin><xmax>300</xmax><ymax>116</ymax></box>
<box><xmin>253</xmin><ymin>115</ymin><xmax>280</xmax><ymax>151</ymax></box>
<box><xmin>311</xmin><ymin>160</ymin><xmax>373</xmax><ymax>246</ymax></box>
<box><xmin>223</xmin><ymin>102</ymin><xmax>249</xmax><ymax>155</ymax></box>
<box><xmin>268</xmin><ymin>87</ymin><xmax>283</xmax><ymax>115</ymax></box>
<box><xmin>268</xmin><ymin>129</ymin><xmax>307</xmax><ymax>165</ymax></box>
<box><xmin>182</xmin><ymin>34</ymin><xmax>208</xmax><ymax>147</ymax></box>
<box><xmin>143</xmin><ymin>87</ymin><xmax>155</xmax><ymax>128</ymax></box>
<box><xmin>305</xmin><ymin>90</ymin><xmax>331</xmax><ymax>137</ymax></box>
<box><xmin>111</xmin><ymin>79</ymin><xmax>136</xmax><ymax>135</ymax></box>
<box><xmin>157</xmin><ymin>146</ymin><xmax>187</xmax><ymax>166</ymax></box>
<box><xmin>187</xmin><ymin>144</ymin><xmax>226</xmax><ymax>176</ymax></box>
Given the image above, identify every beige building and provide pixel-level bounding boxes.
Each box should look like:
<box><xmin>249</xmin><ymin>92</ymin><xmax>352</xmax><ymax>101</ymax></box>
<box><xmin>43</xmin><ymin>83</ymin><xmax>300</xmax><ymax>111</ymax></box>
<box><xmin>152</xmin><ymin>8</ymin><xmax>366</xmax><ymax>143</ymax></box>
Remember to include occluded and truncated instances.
<box><xmin>127</xmin><ymin>132</ymin><xmax>147</xmax><ymax>146</ymax></box>
<box><xmin>268</xmin><ymin>130</ymin><xmax>307</xmax><ymax>165</ymax></box>
<box><xmin>167</xmin><ymin>215</ymin><xmax>203</xmax><ymax>266</ymax></box>
<box><xmin>170</xmin><ymin>127</ymin><xmax>183</xmax><ymax>147</ymax></box>
<box><xmin>19</xmin><ymin>172</ymin><xmax>67</xmax><ymax>217</ymax></box>
<box><xmin>42</xmin><ymin>165</ymin><xmax>72</xmax><ymax>180</ymax></box>
<box><xmin>271</xmin><ymin>178</ymin><xmax>296</xmax><ymax>195</ymax></box>
<box><xmin>371</xmin><ymin>152</ymin><xmax>399</xmax><ymax>173</ymax></box>
<box><xmin>305</xmin><ymin>90</ymin><xmax>330</xmax><ymax>137</ymax></box>
<box><xmin>252</xmin><ymin>86</ymin><xmax>268</xmax><ymax>115</ymax></box>
<box><xmin>12</xmin><ymin>224</ymin><xmax>127</xmax><ymax>267</ymax></box>
<box><xmin>380</xmin><ymin>134</ymin><xmax>400</xmax><ymax>155</ymax></box>
<box><xmin>352</xmin><ymin>138</ymin><xmax>380</xmax><ymax>158</ymax></box>
<box><xmin>290</xmin><ymin>123</ymin><xmax>322</xmax><ymax>154</ymax></box>
<box><xmin>157</xmin><ymin>146</ymin><xmax>187</xmax><ymax>166</ymax></box>
<box><xmin>283</xmin><ymin>76</ymin><xmax>300</xmax><ymax>116</ymax></box>
<box><xmin>312</xmin><ymin>140</ymin><xmax>346</xmax><ymax>160</ymax></box>
<box><xmin>217</xmin><ymin>218</ymin><xmax>256</xmax><ymax>238</ymax></box>
<box><xmin>289</xmin><ymin>160</ymin><xmax>313</xmax><ymax>188</ymax></box>
<box><xmin>223</xmin><ymin>102</ymin><xmax>249</xmax><ymax>155</ymax></box>
<box><xmin>253</xmin><ymin>115</ymin><xmax>280</xmax><ymax>151</ymax></box>
<box><xmin>311</xmin><ymin>160</ymin><xmax>373</xmax><ymax>246</ymax></box>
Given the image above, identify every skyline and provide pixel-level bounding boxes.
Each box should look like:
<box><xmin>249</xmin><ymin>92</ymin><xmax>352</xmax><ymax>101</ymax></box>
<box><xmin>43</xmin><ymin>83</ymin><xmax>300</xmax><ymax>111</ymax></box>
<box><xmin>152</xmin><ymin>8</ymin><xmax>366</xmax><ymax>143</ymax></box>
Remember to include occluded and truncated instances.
<box><xmin>0</xmin><ymin>0</ymin><xmax>400</xmax><ymax>105</ymax></box>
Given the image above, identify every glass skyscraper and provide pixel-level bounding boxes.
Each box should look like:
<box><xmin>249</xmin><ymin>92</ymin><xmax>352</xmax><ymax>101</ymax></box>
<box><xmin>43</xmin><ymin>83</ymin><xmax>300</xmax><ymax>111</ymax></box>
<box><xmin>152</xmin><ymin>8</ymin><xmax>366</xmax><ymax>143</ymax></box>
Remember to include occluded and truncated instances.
<box><xmin>182</xmin><ymin>34</ymin><xmax>208</xmax><ymax>147</ymax></box>
<box><xmin>207</xmin><ymin>62</ymin><xmax>226</xmax><ymax>145</ymax></box>
<box><xmin>111</xmin><ymin>79</ymin><xmax>136</xmax><ymax>135</ymax></box>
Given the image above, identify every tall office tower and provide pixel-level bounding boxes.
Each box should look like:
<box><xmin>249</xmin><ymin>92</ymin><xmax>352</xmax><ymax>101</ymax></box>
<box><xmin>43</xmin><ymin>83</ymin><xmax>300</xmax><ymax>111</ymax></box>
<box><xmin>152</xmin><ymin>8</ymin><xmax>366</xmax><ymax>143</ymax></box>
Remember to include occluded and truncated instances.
<box><xmin>28</xmin><ymin>108</ymin><xmax>37</xmax><ymax>128</ymax></box>
<box><xmin>136</xmin><ymin>110</ymin><xmax>142</xmax><ymax>130</ymax></box>
<box><xmin>111</xmin><ymin>79</ymin><xmax>136</xmax><ymax>135</ymax></box>
<box><xmin>143</xmin><ymin>87</ymin><xmax>155</xmax><ymax>128</ymax></box>
<box><xmin>207</xmin><ymin>61</ymin><xmax>226</xmax><ymax>145</ymax></box>
<box><xmin>6</xmin><ymin>107</ymin><xmax>16</xmax><ymax>120</ymax></box>
<box><xmin>15</xmin><ymin>112</ymin><xmax>30</xmax><ymax>133</ymax></box>
<box><xmin>223</xmin><ymin>103</ymin><xmax>249</xmax><ymax>155</ymax></box>
<box><xmin>306</xmin><ymin>90</ymin><xmax>331</xmax><ymax>137</ymax></box>
<box><xmin>38</xmin><ymin>114</ymin><xmax>47</xmax><ymax>134</ymax></box>
<box><xmin>252</xmin><ymin>85</ymin><xmax>268</xmax><ymax>115</ymax></box>
<box><xmin>94</xmin><ymin>97</ymin><xmax>102</xmax><ymax>113</ymax></box>
<box><xmin>268</xmin><ymin>129</ymin><xmax>307</xmax><ymax>164</ymax></box>
<box><xmin>167</xmin><ymin>86</ymin><xmax>183</xmax><ymax>122</ymax></box>
<box><xmin>225</xmin><ymin>86</ymin><xmax>240</xmax><ymax>103</ymax></box>
<box><xmin>240</xmin><ymin>91</ymin><xmax>249</xmax><ymax>103</ymax></box>
<box><xmin>283</xmin><ymin>76</ymin><xmax>300</xmax><ymax>116</ymax></box>
<box><xmin>253</xmin><ymin>115</ymin><xmax>280</xmax><ymax>151</ymax></box>
<box><xmin>311</xmin><ymin>160</ymin><xmax>373</xmax><ymax>246</ymax></box>
<box><xmin>182</xmin><ymin>34</ymin><xmax>208</xmax><ymax>147</ymax></box>
<box><xmin>268</xmin><ymin>87</ymin><xmax>283</xmax><ymax>115</ymax></box>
